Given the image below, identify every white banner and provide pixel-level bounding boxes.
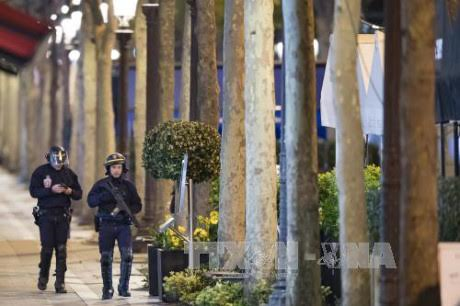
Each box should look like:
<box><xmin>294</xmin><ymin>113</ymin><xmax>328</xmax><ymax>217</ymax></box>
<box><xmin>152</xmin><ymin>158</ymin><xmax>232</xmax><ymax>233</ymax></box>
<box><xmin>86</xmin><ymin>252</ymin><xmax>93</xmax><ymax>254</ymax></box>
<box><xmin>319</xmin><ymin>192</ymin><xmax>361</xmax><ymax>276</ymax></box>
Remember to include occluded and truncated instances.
<box><xmin>320</xmin><ymin>32</ymin><xmax>385</xmax><ymax>136</ymax></box>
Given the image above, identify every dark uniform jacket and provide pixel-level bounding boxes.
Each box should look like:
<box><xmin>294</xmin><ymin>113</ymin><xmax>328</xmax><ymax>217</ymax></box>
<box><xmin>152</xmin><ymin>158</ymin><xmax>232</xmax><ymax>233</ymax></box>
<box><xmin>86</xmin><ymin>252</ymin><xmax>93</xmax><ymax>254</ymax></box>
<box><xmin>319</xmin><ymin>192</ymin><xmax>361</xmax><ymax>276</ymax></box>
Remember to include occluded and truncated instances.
<box><xmin>87</xmin><ymin>176</ymin><xmax>142</xmax><ymax>223</ymax></box>
<box><xmin>29</xmin><ymin>164</ymin><xmax>82</xmax><ymax>209</ymax></box>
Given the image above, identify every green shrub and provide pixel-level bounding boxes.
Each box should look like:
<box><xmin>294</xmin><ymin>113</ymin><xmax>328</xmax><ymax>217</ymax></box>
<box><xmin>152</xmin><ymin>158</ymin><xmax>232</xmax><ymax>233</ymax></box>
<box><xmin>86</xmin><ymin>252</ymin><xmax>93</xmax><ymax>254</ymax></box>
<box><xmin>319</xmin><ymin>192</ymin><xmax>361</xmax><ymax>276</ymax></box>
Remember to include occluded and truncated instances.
<box><xmin>246</xmin><ymin>279</ymin><xmax>273</xmax><ymax>305</ymax></box>
<box><xmin>366</xmin><ymin>188</ymin><xmax>381</xmax><ymax>243</ymax></box>
<box><xmin>195</xmin><ymin>282</ymin><xmax>245</xmax><ymax>306</ymax></box>
<box><xmin>143</xmin><ymin>120</ymin><xmax>221</xmax><ymax>183</ymax></box>
<box><xmin>163</xmin><ymin>269</ymin><xmax>215</xmax><ymax>304</ymax></box>
<box><xmin>209</xmin><ymin>178</ymin><xmax>220</xmax><ymax>211</ymax></box>
<box><xmin>438</xmin><ymin>177</ymin><xmax>460</xmax><ymax>241</ymax></box>
<box><xmin>321</xmin><ymin>285</ymin><xmax>333</xmax><ymax>306</ymax></box>
<box><xmin>318</xmin><ymin>170</ymin><xmax>339</xmax><ymax>240</ymax></box>
<box><xmin>319</xmin><ymin>165</ymin><xmax>381</xmax><ymax>242</ymax></box>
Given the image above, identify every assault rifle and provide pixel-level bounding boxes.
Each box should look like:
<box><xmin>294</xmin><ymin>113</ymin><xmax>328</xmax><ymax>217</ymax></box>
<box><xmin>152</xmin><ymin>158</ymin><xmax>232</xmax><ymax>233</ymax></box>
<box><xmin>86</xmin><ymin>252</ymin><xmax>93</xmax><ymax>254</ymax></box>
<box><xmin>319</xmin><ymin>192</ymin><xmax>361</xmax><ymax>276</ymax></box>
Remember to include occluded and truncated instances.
<box><xmin>104</xmin><ymin>180</ymin><xmax>141</xmax><ymax>228</ymax></box>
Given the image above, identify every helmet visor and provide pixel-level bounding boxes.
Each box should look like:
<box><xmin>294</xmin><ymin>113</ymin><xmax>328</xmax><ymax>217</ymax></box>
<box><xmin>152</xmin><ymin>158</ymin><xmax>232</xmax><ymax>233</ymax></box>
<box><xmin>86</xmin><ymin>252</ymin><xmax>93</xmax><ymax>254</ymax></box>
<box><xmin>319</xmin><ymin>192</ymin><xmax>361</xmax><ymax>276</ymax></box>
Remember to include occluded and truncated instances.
<box><xmin>50</xmin><ymin>150</ymin><xmax>69</xmax><ymax>168</ymax></box>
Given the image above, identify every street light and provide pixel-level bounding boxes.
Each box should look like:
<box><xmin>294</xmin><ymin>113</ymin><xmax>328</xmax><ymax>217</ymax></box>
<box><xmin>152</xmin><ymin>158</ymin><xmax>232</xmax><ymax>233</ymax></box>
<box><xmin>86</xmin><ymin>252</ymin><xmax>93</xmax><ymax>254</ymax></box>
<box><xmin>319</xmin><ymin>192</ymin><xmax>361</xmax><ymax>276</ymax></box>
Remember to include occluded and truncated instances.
<box><xmin>54</xmin><ymin>25</ymin><xmax>63</xmax><ymax>44</ymax></box>
<box><xmin>275</xmin><ymin>39</ymin><xmax>319</xmax><ymax>61</ymax></box>
<box><xmin>113</xmin><ymin>0</ymin><xmax>139</xmax><ymax>27</ymax></box>
<box><xmin>99</xmin><ymin>2</ymin><xmax>109</xmax><ymax>23</ymax></box>
<box><xmin>68</xmin><ymin>49</ymin><xmax>80</xmax><ymax>62</ymax></box>
<box><xmin>71</xmin><ymin>11</ymin><xmax>83</xmax><ymax>30</ymax></box>
<box><xmin>60</xmin><ymin>8</ymin><xmax>82</xmax><ymax>45</ymax></box>
<box><xmin>60</xmin><ymin>4</ymin><xmax>70</xmax><ymax>14</ymax></box>
<box><xmin>112</xmin><ymin>0</ymin><xmax>138</xmax><ymax>156</ymax></box>
<box><xmin>111</xmin><ymin>49</ymin><xmax>120</xmax><ymax>61</ymax></box>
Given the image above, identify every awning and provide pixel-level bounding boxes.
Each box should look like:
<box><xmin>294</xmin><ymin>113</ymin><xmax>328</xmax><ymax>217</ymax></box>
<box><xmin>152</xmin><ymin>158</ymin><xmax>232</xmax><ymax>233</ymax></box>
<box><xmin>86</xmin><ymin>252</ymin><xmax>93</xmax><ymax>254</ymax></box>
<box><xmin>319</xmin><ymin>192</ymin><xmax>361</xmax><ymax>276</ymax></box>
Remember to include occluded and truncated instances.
<box><xmin>0</xmin><ymin>3</ymin><xmax>50</xmax><ymax>74</ymax></box>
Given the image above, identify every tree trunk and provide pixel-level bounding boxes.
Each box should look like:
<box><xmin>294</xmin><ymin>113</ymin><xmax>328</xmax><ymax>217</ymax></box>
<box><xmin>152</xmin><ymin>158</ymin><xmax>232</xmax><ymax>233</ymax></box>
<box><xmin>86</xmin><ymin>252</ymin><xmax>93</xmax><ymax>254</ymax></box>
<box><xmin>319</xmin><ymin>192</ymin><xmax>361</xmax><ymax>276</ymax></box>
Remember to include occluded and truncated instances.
<box><xmin>134</xmin><ymin>1</ymin><xmax>147</xmax><ymax>212</ymax></box>
<box><xmin>195</xmin><ymin>0</ymin><xmax>219</xmax><ymax>124</ymax></box>
<box><xmin>0</xmin><ymin>73</ymin><xmax>9</xmax><ymax>168</ymax></box>
<box><xmin>331</xmin><ymin>0</ymin><xmax>370</xmax><ymax>305</ymax></box>
<box><xmin>283</xmin><ymin>0</ymin><xmax>321</xmax><ymax>304</ymax></box>
<box><xmin>193</xmin><ymin>0</ymin><xmax>220</xmax><ymax>220</ymax></box>
<box><xmin>11</xmin><ymin>76</ymin><xmax>20</xmax><ymax>171</ymax></box>
<box><xmin>18</xmin><ymin>70</ymin><xmax>29</xmax><ymax>181</ymax></box>
<box><xmin>175</xmin><ymin>2</ymin><xmax>192</xmax><ymax>229</ymax></box>
<box><xmin>179</xmin><ymin>3</ymin><xmax>191</xmax><ymax>121</ymax></box>
<box><xmin>62</xmin><ymin>50</ymin><xmax>72</xmax><ymax>150</ymax></box>
<box><xmin>379</xmin><ymin>0</ymin><xmax>401</xmax><ymax>305</ymax></box>
<box><xmin>244</xmin><ymin>0</ymin><xmax>277</xmax><ymax>291</ymax></box>
<box><xmin>151</xmin><ymin>0</ymin><xmax>175</xmax><ymax>227</ymax></box>
<box><xmin>22</xmin><ymin>65</ymin><xmax>37</xmax><ymax>177</ymax></box>
<box><xmin>69</xmin><ymin>60</ymin><xmax>79</xmax><ymax>179</ymax></box>
<box><xmin>91</xmin><ymin>0</ymin><xmax>116</xmax><ymax>178</ymax></box>
<box><xmin>35</xmin><ymin>58</ymin><xmax>52</xmax><ymax>171</ymax></box>
<box><xmin>75</xmin><ymin>1</ymin><xmax>99</xmax><ymax>224</ymax></box>
<box><xmin>49</xmin><ymin>36</ymin><xmax>59</xmax><ymax>147</ymax></box>
<box><xmin>217</xmin><ymin>0</ymin><xmax>245</xmax><ymax>268</ymax></box>
<box><xmin>55</xmin><ymin>41</ymin><xmax>66</xmax><ymax>148</ymax></box>
<box><xmin>19</xmin><ymin>40</ymin><xmax>49</xmax><ymax>177</ymax></box>
<box><xmin>399</xmin><ymin>1</ymin><xmax>440</xmax><ymax>305</ymax></box>
<box><xmin>313</xmin><ymin>0</ymin><xmax>334</xmax><ymax>63</ymax></box>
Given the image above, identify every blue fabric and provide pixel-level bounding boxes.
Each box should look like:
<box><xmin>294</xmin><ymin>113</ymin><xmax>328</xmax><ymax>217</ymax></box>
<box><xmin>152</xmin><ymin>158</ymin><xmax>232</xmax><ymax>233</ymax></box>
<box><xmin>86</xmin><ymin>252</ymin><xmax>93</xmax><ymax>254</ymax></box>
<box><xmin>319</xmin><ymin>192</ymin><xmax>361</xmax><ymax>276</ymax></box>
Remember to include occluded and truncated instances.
<box><xmin>98</xmin><ymin>223</ymin><xmax>132</xmax><ymax>253</ymax></box>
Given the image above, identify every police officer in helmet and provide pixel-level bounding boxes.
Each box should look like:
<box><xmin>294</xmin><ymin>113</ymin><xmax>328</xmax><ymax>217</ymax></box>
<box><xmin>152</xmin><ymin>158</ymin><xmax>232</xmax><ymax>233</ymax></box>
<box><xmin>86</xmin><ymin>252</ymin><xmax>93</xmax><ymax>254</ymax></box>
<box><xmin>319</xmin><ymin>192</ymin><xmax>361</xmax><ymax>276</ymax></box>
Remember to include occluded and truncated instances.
<box><xmin>29</xmin><ymin>146</ymin><xmax>82</xmax><ymax>293</ymax></box>
<box><xmin>87</xmin><ymin>153</ymin><xmax>142</xmax><ymax>300</ymax></box>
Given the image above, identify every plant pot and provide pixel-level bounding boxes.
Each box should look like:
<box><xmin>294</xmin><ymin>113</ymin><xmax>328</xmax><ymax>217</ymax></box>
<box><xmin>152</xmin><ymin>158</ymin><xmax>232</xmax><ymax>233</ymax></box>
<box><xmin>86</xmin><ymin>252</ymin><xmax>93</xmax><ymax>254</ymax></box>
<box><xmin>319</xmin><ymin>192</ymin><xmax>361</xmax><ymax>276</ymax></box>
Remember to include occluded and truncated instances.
<box><xmin>148</xmin><ymin>246</ymin><xmax>188</xmax><ymax>297</ymax></box>
<box><xmin>147</xmin><ymin>245</ymin><xmax>211</xmax><ymax>299</ymax></box>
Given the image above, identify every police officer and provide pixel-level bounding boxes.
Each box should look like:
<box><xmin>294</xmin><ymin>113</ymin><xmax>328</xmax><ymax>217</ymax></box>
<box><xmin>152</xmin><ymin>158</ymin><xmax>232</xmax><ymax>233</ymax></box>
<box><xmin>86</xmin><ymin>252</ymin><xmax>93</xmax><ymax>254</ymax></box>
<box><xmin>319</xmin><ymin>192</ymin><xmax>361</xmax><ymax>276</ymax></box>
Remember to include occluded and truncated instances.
<box><xmin>29</xmin><ymin>146</ymin><xmax>82</xmax><ymax>293</ymax></box>
<box><xmin>87</xmin><ymin>153</ymin><xmax>142</xmax><ymax>300</ymax></box>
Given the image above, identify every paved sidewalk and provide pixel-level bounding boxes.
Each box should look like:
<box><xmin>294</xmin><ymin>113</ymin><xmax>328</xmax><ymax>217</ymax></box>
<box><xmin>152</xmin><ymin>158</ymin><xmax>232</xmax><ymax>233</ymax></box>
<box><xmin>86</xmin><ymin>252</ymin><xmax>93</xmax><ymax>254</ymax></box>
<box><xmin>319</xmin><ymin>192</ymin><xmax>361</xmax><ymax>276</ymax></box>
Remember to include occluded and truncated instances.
<box><xmin>0</xmin><ymin>167</ymin><xmax>162</xmax><ymax>305</ymax></box>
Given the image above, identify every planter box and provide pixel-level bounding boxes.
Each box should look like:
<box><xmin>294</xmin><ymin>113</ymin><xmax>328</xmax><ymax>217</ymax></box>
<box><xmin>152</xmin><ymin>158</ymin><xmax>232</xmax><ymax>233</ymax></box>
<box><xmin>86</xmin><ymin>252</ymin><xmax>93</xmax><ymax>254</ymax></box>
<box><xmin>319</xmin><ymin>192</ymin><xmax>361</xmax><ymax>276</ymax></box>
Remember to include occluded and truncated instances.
<box><xmin>148</xmin><ymin>245</ymin><xmax>210</xmax><ymax>299</ymax></box>
<box><xmin>148</xmin><ymin>246</ymin><xmax>188</xmax><ymax>297</ymax></box>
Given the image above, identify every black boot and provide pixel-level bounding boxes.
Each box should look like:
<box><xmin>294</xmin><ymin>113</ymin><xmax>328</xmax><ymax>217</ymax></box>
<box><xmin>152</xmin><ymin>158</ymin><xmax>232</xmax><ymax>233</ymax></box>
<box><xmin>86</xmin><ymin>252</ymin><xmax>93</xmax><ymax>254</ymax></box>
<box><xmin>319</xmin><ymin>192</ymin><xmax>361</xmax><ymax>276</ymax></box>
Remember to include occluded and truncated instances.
<box><xmin>101</xmin><ymin>251</ymin><xmax>114</xmax><ymax>300</ymax></box>
<box><xmin>118</xmin><ymin>248</ymin><xmax>133</xmax><ymax>297</ymax></box>
<box><xmin>54</xmin><ymin>244</ymin><xmax>67</xmax><ymax>293</ymax></box>
<box><xmin>37</xmin><ymin>247</ymin><xmax>53</xmax><ymax>291</ymax></box>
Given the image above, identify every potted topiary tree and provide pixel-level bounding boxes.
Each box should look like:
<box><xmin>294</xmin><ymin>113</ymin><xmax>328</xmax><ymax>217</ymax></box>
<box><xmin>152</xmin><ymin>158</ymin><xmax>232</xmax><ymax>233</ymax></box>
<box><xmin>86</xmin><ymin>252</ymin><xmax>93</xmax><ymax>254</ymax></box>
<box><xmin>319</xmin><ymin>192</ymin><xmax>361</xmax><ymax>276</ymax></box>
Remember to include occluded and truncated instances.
<box><xmin>142</xmin><ymin>120</ymin><xmax>221</xmax><ymax>298</ymax></box>
<box><xmin>143</xmin><ymin>120</ymin><xmax>220</xmax><ymax>184</ymax></box>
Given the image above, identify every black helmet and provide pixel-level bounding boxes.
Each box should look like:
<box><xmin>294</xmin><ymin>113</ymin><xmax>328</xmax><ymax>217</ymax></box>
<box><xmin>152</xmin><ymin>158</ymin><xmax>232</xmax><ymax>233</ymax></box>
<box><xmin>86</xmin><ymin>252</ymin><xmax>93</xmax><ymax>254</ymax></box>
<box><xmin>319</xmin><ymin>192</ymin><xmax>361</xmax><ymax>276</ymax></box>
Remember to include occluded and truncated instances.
<box><xmin>46</xmin><ymin>145</ymin><xmax>69</xmax><ymax>169</ymax></box>
<box><xmin>104</xmin><ymin>152</ymin><xmax>128</xmax><ymax>175</ymax></box>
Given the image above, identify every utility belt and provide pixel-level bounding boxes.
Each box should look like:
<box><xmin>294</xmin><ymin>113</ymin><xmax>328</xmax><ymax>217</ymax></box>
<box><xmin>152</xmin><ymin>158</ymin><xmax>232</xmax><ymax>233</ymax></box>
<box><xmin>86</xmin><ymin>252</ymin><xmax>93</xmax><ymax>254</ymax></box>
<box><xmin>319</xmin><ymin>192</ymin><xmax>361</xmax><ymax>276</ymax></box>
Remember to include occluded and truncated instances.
<box><xmin>32</xmin><ymin>206</ymin><xmax>72</xmax><ymax>225</ymax></box>
<box><xmin>94</xmin><ymin>214</ymin><xmax>131</xmax><ymax>232</ymax></box>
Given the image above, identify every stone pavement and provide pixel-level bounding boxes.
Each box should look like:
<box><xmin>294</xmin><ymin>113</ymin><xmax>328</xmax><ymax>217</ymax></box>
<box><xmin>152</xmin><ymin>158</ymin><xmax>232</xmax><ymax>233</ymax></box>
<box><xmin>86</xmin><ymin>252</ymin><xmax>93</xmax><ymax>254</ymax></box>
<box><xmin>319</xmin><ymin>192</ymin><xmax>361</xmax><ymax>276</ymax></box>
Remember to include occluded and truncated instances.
<box><xmin>0</xmin><ymin>167</ymin><xmax>163</xmax><ymax>305</ymax></box>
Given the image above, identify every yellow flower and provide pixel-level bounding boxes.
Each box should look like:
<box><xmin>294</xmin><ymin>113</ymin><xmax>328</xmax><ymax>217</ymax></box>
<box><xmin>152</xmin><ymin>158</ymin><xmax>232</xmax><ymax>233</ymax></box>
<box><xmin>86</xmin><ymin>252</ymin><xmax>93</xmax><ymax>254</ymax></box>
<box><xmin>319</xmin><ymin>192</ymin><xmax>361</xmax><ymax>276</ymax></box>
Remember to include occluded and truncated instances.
<box><xmin>177</xmin><ymin>225</ymin><xmax>186</xmax><ymax>233</ymax></box>
<box><xmin>193</xmin><ymin>228</ymin><xmax>204</xmax><ymax>236</ymax></box>
<box><xmin>193</xmin><ymin>228</ymin><xmax>209</xmax><ymax>241</ymax></box>
<box><xmin>209</xmin><ymin>211</ymin><xmax>219</xmax><ymax>225</ymax></box>
<box><xmin>197</xmin><ymin>215</ymin><xmax>206</xmax><ymax>225</ymax></box>
<box><xmin>171</xmin><ymin>236</ymin><xmax>181</xmax><ymax>248</ymax></box>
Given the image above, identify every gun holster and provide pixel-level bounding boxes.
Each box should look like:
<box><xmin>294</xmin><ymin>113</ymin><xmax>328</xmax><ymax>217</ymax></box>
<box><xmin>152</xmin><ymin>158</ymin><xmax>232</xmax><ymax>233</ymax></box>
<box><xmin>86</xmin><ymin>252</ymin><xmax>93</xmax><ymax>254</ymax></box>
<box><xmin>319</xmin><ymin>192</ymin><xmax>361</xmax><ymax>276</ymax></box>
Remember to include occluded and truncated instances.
<box><xmin>32</xmin><ymin>206</ymin><xmax>40</xmax><ymax>226</ymax></box>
